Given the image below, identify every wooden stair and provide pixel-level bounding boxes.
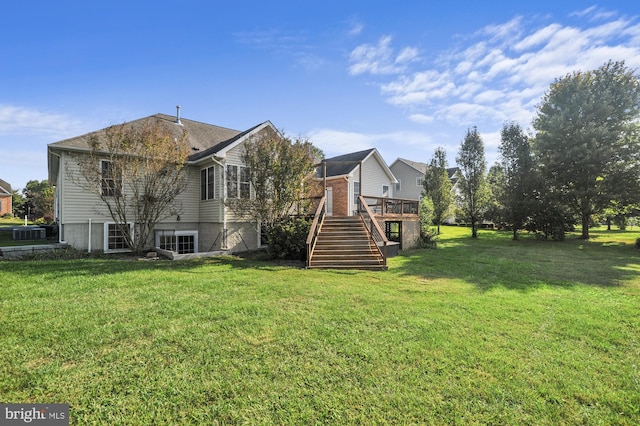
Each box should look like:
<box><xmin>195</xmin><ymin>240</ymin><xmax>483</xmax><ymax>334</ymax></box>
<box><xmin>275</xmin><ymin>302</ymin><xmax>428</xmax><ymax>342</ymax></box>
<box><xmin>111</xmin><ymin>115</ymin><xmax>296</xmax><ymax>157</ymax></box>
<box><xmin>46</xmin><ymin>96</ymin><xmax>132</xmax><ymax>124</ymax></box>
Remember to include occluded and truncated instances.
<box><xmin>308</xmin><ymin>216</ymin><xmax>387</xmax><ymax>270</ymax></box>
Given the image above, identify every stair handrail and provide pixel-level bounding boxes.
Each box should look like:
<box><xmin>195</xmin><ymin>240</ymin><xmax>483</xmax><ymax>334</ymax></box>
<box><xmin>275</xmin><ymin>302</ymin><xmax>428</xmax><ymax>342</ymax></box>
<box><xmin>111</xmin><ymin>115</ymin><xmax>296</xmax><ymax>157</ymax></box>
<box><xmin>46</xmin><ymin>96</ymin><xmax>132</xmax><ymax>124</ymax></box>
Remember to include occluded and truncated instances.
<box><xmin>357</xmin><ymin>195</ymin><xmax>388</xmax><ymax>266</ymax></box>
<box><xmin>306</xmin><ymin>195</ymin><xmax>327</xmax><ymax>268</ymax></box>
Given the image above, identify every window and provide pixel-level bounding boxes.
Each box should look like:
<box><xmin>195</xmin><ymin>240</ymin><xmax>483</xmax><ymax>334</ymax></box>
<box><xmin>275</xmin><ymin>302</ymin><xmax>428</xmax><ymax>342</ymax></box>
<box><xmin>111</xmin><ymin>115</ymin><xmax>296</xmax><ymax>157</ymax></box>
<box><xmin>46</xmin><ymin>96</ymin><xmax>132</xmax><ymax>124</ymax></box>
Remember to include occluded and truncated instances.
<box><xmin>416</xmin><ymin>177</ymin><xmax>423</xmax><ymax>187</ymax></box>
<box><xmin>101</xmin><ymin>160</ymin><xmax>121</xmax><ymax>197</ymax></box>
<box><xmin>200</xmin><ymin>166</ymin><xmax>215</xmax><ymax>200</ymax></box>
<box><xmin>395</xmin><ymin>180</ymin><xmax>401</xmax><ymax>192</ymax></box>
<box><xmin>353</xmin><ymin>181</ymin><xmax>360</xmax><ymax>205</ymax></box>
<box><xmin>104</xmin><ymin>222</ymin><xmax>133</xmax><ymax>252</ymax></box>
<box><xmin>382</xmin><ymin>185</ymin><xmax>389</xmax><ymax>197</ymax></box>
<box><xmin>227</xmin><ymin>165</ymin><xmax>250</xmax><ymax>199</ymax></box>
<box><xmin>155</xmin><ymin>230</ymin><xmax>198</xmax><ymax>254</ymax></box>
<box><xmin>240</xmin><ymin>166</ymin><xmax>251</xmax><ymax>199</ymax></box>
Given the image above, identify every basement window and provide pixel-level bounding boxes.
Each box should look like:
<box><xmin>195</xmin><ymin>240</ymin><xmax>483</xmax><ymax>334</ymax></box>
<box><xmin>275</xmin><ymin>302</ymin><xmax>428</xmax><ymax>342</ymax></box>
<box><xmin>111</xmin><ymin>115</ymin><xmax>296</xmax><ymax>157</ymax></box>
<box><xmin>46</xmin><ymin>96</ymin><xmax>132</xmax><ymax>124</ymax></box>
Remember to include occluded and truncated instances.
<box><xmin>155</xmin><ymin>230</ymin><xmax>198</xmax><ymax>254</ymax></box>
<box><xmin>104</xmin><ymin>222</ymin><xmax>133</xmax><ymax>252</ymax></box>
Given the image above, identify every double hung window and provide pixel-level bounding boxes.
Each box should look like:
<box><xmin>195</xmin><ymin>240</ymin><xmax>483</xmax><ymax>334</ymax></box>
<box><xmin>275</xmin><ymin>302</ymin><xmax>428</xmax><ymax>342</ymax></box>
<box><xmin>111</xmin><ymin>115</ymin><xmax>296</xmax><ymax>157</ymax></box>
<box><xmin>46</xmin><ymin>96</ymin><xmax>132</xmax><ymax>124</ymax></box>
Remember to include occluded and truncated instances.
<box><xmin>101</xmin><ymin>160</ymin><xmax>121</xmax><ymax>197</ymax></box>
<box><xmin>227</xmin><ymin>165</ymin><xmax>250</xmax><ymax>199</ymax></box>
<box><xmin>200</xmin><ymin>166</ymin><xmax>215</xmax><ymax>200</ymax></box>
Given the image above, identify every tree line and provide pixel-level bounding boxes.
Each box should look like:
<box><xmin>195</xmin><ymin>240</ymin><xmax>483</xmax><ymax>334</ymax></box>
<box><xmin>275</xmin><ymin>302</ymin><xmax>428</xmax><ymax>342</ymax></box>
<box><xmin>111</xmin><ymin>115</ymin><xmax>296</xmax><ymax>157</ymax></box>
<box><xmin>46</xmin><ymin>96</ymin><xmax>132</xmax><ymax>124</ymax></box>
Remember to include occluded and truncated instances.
<box><xmin>422</xmin><ymin>60</ymin><xmax>640</xmax><ymax>240</ymax></box>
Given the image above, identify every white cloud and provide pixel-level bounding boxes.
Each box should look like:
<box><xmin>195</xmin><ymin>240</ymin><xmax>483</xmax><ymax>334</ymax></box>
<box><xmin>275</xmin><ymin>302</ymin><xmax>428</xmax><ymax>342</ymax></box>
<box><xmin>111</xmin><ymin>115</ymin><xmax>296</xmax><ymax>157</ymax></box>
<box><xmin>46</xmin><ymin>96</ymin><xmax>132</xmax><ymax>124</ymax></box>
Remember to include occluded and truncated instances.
<box><xmin>0</xmin><ymin>105</ymin><xmax>85</xmax><ymax>139</ymax></box>
<box><xmin>308</xmin><ymin>128</ymin><xmax>434</xmax><ymax>159</ymax></box>
<box><xmin>348</xmin><ymin>36</ymin><xmax>420</xmax><ymax>75</ymax></box>
<box><xmin>408</xmin><ymin>114</ymin><xmax>434</xmax><ymax>124</ymax></box>
<box><xmin>358</xmin><ymin>9</ymin><xmax>640</xmax><ymax>129</ymax></box>
<box><xmin>347</xmin><ymin>19</ymin><xmax>364</xmax><ymax>36</ymax></box>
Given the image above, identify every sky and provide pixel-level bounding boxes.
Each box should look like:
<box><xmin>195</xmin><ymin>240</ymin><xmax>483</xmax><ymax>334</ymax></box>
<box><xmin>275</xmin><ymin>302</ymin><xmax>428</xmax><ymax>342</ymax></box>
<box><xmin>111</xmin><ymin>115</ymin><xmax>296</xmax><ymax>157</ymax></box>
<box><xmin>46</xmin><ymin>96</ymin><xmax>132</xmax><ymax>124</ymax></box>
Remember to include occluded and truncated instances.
<box><xmin>1</xmin><ymin>0</ymin><xmax>639</xmax><ymax>192</ymax></box>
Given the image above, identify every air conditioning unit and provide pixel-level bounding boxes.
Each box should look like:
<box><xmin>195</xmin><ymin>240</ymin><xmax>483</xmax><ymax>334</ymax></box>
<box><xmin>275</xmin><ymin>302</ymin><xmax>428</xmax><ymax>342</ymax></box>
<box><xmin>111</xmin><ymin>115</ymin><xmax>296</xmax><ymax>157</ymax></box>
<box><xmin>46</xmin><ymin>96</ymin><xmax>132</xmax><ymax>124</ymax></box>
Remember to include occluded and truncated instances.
<box><xmin>12</xmin><ymin>227</ymin><xmax>46</xmax><ymax>241</ymax></box>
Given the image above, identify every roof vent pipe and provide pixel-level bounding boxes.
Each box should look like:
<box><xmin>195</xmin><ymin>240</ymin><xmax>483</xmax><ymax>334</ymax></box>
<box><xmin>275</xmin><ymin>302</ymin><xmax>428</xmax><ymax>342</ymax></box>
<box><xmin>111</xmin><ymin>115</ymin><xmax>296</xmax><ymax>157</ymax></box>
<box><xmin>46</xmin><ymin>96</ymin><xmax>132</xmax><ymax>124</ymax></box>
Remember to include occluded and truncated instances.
<box><xmin>176</xmin><ymin>105</ymin><xmax>182</xmax><ymax>125</ymax></box>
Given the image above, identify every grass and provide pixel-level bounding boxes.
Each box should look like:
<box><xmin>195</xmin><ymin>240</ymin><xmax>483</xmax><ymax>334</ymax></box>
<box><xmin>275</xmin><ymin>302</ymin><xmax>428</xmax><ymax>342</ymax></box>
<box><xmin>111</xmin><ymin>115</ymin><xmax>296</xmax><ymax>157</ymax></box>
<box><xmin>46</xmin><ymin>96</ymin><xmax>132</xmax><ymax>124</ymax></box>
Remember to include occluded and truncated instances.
<box><xmin>1</xmin><ymin>227</ymin><xmax>639</xmax><ymax>424</ymax></box>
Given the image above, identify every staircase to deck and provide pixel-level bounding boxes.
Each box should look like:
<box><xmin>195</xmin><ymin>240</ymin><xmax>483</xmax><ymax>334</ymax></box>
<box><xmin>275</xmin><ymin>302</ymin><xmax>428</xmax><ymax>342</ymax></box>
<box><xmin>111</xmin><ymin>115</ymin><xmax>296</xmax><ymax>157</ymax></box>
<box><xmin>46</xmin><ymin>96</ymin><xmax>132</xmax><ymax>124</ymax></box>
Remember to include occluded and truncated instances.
<box><xmin>307</xmin><ymin>216</ymin><xmax>387</xmax><ymax>270</ymax></box>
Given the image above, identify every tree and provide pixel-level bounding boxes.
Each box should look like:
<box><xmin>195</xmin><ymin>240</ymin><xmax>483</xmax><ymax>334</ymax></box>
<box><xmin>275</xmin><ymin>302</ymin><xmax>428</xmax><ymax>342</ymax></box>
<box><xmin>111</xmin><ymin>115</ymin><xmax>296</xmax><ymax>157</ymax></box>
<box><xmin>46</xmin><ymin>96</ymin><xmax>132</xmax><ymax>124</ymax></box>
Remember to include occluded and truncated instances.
<box><xmin>533</xmin><ymin>60</ymin><xmax>640</xmax><ymax>239</ymax></box>
<box><xmin>225</xmin><ymin>130</ymin><xmax>322</xmax><ymax>249</ymax></box>
<box><xmin>485</xmin><ymin>164</ymin><xmax>506</xmax><ymax>227</ymax></box>
<box><xmin>498</xmin><ymin>122</ymin><xmax>536</xmax><ymax>240</ymax></box>
<box><xmin>423</xmin><ymin>147</ymin><xmax>453</xmax><ymax>234</ymax></box>
<box><xmin>455</xmin><ymin>127</ymin><xmax>489</xmax><ymax>238</ymax></box>
<box><xmin>11</xmin><ymin>190</ymin><xmax>25</xmax><ymax>218</ymax></box>
<box><xmin>73</xmin><ymin>119</ymin><xmax>190</xmax><ymax>253</ymax></box>
<box><xmin>23</xmin><ymin>180</ymin><xmax>54</xmax><ymax>223</ymax></box>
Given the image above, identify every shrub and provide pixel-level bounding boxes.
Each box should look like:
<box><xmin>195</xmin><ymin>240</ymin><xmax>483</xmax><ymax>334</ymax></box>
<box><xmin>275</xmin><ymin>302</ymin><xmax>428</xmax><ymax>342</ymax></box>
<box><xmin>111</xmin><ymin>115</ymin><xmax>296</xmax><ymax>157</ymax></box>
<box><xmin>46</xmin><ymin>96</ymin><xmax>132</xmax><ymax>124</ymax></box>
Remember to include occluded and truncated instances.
<box><xmin>1</xmin><ymin>213</ymin><xmax>12</xmax><ymax>219</ymax></box>
<box><xmin>265</xmin><ymin>217</ymin><xmax>311</xmax><ymax>261</ymax></box>
<box><xmin>635</xmin><ymin>238</ymin><xmax>640</xmax><ymax>250</ymax></box>
<box><xmin>416</xmin><ymin>229</ymin><xmax>438</xmax><ymax>249</ymax></box>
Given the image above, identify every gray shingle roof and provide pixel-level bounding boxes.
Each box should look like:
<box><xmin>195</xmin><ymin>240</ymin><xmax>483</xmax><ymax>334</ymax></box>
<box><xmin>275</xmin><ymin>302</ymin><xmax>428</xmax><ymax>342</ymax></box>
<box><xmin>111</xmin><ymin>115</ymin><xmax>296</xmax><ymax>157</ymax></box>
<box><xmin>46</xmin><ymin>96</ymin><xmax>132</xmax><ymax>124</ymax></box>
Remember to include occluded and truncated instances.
<box><xmin>0</xmin><ymin>178</ymin><xmax>11</xmax><ymax>194</ymax></box>
<box><xmin>48</xmin><ymin>113</ymin><xmax>249</xmax><ymax>161</ymax></box>
<box><xmin>318</xmin><ymin>148</ymin><xmax>376</xmax><ymax>178</ymax></box>
<box><xmin>394</xmin><ymin>158</ymin><xmax>428</xmax><ymax>174</ymax></box>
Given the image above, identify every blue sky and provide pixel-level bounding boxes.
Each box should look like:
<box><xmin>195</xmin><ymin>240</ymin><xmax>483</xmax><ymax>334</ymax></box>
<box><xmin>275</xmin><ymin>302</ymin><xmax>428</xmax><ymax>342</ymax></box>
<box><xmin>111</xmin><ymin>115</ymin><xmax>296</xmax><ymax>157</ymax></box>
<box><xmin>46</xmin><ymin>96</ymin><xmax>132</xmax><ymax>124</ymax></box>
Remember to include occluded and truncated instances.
<box><xmin>1</xmin><ymin>0</ymin><xmax>639</xmax><ymax>191</ymax></box>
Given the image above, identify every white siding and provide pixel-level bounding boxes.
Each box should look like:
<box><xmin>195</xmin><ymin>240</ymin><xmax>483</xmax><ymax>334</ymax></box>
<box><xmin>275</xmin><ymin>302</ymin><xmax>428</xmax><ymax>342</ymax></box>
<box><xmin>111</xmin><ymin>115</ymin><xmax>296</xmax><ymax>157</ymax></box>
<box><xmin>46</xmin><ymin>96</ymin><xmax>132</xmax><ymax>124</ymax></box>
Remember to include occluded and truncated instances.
<box><xmin>360</xmin><ymin>156</ymin><xmax>395</xmax><ymax>198</ymax></box>
<box><xmin>60</xmin><ymin>154</ymin><xmax>116</xmax><ymax>223</ymax></box>
<box><xmin>198</xmin><ymin>164</ymin><xmax>224</xmax><ymax>223</ymax></box>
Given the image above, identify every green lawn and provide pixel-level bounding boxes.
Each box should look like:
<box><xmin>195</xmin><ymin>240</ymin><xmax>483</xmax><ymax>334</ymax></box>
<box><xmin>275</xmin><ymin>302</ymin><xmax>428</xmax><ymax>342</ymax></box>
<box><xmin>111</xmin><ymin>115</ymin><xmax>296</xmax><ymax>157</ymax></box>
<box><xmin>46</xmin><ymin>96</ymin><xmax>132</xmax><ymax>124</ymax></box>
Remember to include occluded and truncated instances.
<box><xmin>1</xmin><ymin>227</ymin><xmax>639</xmax><ymax>424</ymax></box>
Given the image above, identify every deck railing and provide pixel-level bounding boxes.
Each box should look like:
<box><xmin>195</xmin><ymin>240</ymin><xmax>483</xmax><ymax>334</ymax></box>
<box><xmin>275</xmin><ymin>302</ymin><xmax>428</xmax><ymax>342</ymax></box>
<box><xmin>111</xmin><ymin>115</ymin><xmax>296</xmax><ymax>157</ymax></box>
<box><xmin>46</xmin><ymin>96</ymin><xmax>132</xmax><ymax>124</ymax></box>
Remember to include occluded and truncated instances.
<box><xmin>361</xmin><ymin>196</ymin><xmax>419</xmax><ymax>217</ymax></box>
<box><xmin>357</xmin><ymin>195</ymin><xmax>388</xmax><ymax>267</ymax></box>
<box><xmin>305</xmin><ymin>195</ymin><xmax>326</xmax><ymax>268</ymax></box>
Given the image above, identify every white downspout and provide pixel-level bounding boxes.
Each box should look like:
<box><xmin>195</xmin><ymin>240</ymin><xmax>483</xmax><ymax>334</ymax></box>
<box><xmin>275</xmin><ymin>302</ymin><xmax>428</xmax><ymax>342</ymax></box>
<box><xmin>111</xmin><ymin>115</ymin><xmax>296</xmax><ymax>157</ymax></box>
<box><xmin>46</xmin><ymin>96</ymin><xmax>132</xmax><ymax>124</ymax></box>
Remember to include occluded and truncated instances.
<box><xmin>88</xmin><ymin>218</ymin><xmax>92</xmax><ymax>253</ymax></box>
<box><xmin>209</xmin><ymin>156</ymin><xmax>227</xmax><ymax>249</ymax></box>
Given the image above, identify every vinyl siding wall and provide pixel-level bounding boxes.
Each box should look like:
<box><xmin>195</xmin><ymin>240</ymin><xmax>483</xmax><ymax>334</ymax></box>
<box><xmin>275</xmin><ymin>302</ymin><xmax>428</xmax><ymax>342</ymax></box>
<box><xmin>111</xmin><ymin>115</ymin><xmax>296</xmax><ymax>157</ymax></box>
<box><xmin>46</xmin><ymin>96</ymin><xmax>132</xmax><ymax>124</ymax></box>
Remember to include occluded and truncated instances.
<box><xmin>359</xmin><ymin>156</ymin><xmax>395</xmax><ymax>198</ymax></box>
<box><xmin>389</xmin><ymin>162</ymin><xmax>424</xmax><ymax>201</ymax></box>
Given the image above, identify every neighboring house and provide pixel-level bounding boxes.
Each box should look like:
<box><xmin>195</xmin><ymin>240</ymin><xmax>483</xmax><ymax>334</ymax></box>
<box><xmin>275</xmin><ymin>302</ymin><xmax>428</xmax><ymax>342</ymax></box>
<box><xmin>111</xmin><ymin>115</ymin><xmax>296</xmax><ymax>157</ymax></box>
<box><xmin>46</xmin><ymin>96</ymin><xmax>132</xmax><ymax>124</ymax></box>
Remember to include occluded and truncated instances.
<box><xmin>389</xmin><ymin>158</ymin><xmax>460</xmax><ymax>202</ymax></box>
<box><xmin>0</xmin><ymin>179</ymin><xmax>12</xmax><ymax>216</ymax></box>
<box><xmin>48</xmin><ymin>112</ymin><xmax>280</xmax><ymax>254</ymax></box>
<box><xmin>318</xmin><ymin>148</ymin><xmax>397</xmax><ymax>216</ymax></box>
<box><xmin>389</xmin><ymin>158</ymin><xmax>428</xmax><ymax>201</ymax></box>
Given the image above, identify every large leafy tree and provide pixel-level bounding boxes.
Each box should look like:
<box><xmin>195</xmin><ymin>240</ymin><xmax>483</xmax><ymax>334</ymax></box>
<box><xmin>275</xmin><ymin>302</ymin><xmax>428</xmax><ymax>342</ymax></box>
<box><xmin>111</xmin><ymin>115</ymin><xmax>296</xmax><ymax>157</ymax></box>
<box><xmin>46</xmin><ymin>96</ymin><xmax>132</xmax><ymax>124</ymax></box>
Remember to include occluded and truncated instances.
<box><xmin>533</xmin><ymin>60</ymin><xmax>640</xmax><ymax>239</ymax></box>
<box><xmin>23</xmin><ymin>180</ymin><xmax>54</xmax><ymax>222</ymax></box>
<box><xmin>226</xmin><ymin>130</ymin><xmax>322</xmax><ymax>233</ymax></box>
<box><xmin>73</xmin><ymin>119</ymin><xmax>190</xmax><ymax>253</ymax></box>
<box><xmin>499</xmin><ymin>122</ymin><xmax>536</xmax><ymax>240</ymax></box>
<box><xmin>423</xmin><ymin>146</ymin><xmax>453</xmax><ymax>234</ymax></box>
<box><xmin>456</xmin><ymin>127</ymin><xmax>489</xmax><ymax>239</ymax></box>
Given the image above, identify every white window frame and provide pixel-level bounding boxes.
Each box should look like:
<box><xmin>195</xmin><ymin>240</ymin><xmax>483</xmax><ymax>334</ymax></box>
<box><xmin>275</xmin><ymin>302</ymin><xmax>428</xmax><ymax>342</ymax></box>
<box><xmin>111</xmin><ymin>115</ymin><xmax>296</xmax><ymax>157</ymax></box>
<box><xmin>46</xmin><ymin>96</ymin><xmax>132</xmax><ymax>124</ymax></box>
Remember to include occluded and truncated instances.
<box><xmin>200</xmin><ymin>166</ymin><xmax>216</xmax><ymax>201</ymax></box>
<box><xmin>382</xmin><ymin>185</ymin><xmax>390</xmax><ymax>197</ymax></box>
<box><xmin>155</xmin><ymin>230</ymin><xmax>198</xmax><ymax>254</ymax></box>
<box><xmin>227</xmin><ymin>164</ymin><xmax>251</xmax><ymax>199</ymax></box>
<box><xmin>395</xmin><ymin>180</ymin><xmax>401</xmax><ymax>192</ymax></box>
<box><xmin>101</xmin><ymin>160</ymin><xmax>121</xmax><ymax>197</ymax></box>
<box><xmin>416</xmin><ymin>176</ymin><xmax>423</xmax><ymax>187</ymax></box>
<box><xmin>103</xmin><ymin>222</ymin><xmax>134</xmax><ymax>253</ymax></box>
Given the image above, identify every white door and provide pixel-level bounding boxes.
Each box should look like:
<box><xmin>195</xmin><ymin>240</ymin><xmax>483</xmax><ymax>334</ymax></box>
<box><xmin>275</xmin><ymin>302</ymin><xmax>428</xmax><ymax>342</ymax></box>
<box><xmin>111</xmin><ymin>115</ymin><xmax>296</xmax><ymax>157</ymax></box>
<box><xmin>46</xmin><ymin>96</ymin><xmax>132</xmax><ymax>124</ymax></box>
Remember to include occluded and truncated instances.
<box><xmin>326</xmin><ymin>187</ymin><xmax>333</xmax><ymax>216</ymax></box>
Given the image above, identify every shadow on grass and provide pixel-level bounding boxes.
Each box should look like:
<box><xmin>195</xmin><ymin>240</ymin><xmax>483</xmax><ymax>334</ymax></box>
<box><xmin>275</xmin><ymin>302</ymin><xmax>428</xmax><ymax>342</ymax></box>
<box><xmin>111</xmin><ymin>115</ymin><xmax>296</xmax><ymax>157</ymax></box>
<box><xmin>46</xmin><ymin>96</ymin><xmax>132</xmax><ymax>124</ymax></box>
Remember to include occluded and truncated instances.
<box><xmin>389</xmin><ymin>229</ymin><xmax>640</xmax><ymax>292</ymax></box>
<box><xmin>2</xmin><ymin>229</ymin><xmax>638</xmax><ymax>293</ymax></box>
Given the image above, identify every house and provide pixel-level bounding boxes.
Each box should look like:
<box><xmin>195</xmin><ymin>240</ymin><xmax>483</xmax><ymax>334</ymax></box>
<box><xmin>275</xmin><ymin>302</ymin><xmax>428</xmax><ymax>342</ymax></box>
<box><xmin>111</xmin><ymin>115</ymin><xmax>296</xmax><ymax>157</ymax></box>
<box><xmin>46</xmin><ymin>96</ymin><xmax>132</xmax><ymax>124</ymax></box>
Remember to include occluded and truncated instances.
<box><xmin>47</xmin><ymin>112</ymin><xmax>281</xmax><ymax>254</ymax></box>
<box><xmin>389</xmin><ymin>158</ymin><xmax>460</xmax><ymax>202</ymax></box>
<box><xmin>389</xmin><ymin>158</ymin><xmax>428</xmax><ymax>201</ymax></box>
<box><xmin>314</xmin><ymin>149</ymin><xmax>421</xmax><ymax>252</ymax></box>
<box><xmin>318</xmin><ymin>148</ymin><xmax>398</xmax><ymax>216</ymax></box>
<box><xmin>0</xmin><ymin>179</ymin><xmax>12</xmax><ymax>216</ymax></box>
